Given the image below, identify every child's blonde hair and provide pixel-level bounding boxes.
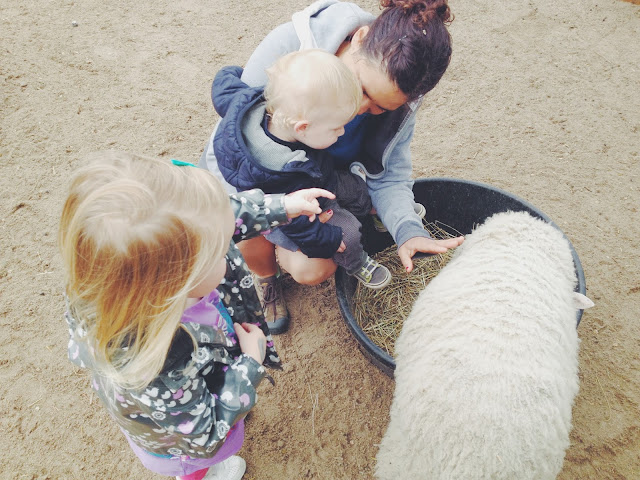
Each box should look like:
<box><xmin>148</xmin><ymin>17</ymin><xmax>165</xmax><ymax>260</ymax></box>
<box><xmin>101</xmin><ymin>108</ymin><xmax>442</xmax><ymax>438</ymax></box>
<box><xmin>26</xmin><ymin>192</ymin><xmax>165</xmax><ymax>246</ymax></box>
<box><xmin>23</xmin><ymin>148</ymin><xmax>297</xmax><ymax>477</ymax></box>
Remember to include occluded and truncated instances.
<box><xmin>264</xmin><ymin>49</ymin><xmax>361</xmax><ymax>128</ymax></box>
<box><xmin>59</xmin><ymin>151</ymin><xmax>231</xmax><ymax>390</ymax></box>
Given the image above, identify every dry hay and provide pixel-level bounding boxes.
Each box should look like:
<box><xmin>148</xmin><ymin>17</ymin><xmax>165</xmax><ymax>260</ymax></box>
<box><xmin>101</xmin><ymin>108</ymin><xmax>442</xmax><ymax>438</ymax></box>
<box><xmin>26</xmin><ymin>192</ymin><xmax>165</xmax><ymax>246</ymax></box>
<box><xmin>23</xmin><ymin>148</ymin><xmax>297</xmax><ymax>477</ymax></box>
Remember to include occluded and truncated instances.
<box><xmin>352</xmin><ymin>222</ymin><xmax>458</xmax><ymax>357</ymax></box>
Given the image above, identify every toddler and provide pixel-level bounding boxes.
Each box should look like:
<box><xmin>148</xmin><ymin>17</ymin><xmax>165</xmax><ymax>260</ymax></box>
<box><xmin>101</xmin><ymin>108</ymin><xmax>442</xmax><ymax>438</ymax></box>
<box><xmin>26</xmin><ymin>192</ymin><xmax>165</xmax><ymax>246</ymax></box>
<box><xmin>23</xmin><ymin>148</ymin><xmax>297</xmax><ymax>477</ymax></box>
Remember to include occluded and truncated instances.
<box><xmin>60</xmin><ymin>151</ymin><xmax>332</xmax><ymax>480</ymax></box>
<box><xmin>212</xmin><ymin>49</ymin><xmax>392</xmax><ymax>296</ymax></box>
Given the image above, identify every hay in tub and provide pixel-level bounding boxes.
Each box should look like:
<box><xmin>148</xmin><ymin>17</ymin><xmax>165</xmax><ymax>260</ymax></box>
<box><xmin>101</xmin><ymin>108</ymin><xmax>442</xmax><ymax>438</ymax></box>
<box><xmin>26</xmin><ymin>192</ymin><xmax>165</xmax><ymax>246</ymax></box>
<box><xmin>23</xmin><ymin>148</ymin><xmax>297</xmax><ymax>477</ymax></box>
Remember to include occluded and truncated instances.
<box><xmin>352</xmin><ymin>222</ymin><xmax>458</xmax><ymax>357</ymax></box>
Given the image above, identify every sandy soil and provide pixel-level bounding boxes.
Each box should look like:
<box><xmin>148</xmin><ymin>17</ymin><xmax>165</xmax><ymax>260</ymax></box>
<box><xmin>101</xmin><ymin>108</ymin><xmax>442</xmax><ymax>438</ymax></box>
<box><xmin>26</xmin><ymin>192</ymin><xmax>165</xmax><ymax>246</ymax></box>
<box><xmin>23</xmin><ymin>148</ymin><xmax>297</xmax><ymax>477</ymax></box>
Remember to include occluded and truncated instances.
<box><xmin>1</xmin><ymin>0</ymin><xmax>639</xmax><ymax>479</ymax></box>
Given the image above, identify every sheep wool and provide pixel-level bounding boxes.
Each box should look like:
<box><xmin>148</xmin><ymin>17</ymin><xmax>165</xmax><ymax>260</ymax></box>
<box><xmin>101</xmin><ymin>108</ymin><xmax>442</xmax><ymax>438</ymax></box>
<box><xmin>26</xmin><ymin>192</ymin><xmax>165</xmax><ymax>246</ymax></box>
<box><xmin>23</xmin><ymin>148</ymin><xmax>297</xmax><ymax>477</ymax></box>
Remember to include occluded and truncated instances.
<box><xmin>376</xmin><ymin>211</ymin><xmax>582</xmax><ymax>480</ymax></box>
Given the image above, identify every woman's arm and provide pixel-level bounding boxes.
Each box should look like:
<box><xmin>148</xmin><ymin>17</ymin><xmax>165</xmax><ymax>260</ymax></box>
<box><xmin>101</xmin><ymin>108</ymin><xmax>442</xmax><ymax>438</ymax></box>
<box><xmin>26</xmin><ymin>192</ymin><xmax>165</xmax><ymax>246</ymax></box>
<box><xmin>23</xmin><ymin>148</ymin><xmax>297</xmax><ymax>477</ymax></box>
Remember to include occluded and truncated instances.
<box><xmin>366</xmin><ymin>114</ymin><xmax>464</xmax><ymax>271</ymax></box>
<box><xmin>367</xmin><ymin>114</ymin><xmax>429</xmax><ymax>247</ymax></box>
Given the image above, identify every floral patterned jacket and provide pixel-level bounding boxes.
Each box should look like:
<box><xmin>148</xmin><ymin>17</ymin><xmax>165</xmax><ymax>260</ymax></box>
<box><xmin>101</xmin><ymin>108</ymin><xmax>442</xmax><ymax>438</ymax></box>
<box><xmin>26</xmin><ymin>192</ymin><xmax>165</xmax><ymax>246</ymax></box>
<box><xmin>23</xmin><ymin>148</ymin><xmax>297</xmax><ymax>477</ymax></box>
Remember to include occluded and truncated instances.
<box><xmin>65</xmin><ymin>189</ymin><xmax>288</xmax><ymax>458</ymax></box>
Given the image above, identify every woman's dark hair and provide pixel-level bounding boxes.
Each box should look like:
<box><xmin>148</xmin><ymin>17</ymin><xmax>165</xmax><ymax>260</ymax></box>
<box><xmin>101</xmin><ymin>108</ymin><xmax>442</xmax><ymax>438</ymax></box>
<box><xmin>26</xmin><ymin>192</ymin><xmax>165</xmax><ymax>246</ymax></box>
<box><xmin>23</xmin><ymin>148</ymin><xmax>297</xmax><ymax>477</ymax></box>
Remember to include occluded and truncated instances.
<box><xmin>361</xmin><ymin>0</ymin><xmax>454</xmax><ymax>101</ymax></box>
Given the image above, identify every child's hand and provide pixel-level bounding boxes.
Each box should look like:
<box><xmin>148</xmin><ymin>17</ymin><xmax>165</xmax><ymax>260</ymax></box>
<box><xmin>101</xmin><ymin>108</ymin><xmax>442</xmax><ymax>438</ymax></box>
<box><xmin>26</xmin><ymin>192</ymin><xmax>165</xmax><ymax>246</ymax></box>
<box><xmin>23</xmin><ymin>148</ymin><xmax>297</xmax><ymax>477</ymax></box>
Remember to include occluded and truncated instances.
<box><xmin>234</xmin><ymin>323</ymin><xmax>266</xmax><ymax>365</ymax></box>
<box><xmin>284</xmin><ymin>188</ymin><xmax>336</xmax><ymax>222</ymax></box>
<box><xmin>317</xmin><ymin>209</ymin><xmax>346</xmax><ymax>253</ymax></box>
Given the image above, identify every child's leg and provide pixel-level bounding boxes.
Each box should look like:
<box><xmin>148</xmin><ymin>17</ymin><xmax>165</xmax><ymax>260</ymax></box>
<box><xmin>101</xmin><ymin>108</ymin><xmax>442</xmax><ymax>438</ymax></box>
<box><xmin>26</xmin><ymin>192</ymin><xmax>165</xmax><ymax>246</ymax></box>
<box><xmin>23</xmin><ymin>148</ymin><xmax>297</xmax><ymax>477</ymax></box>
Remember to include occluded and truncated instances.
<box><xmin>334</xmin><ymin>170</ymin><xmax>425</xmax><ymax>233</ymax></box>
<box><xmin>325</xmin><ymin>206</ymin><xmax>367</xmax><ymax>274</ymax></box>
<box><xmin>326</xmin><ymin>206</ymin><xmax>392</xmax><ymax>289</ymax></box>
<box><xmin>334</xmin><ymin>170</ymin><xmax>372</xmax><ymax>217</ymax></box>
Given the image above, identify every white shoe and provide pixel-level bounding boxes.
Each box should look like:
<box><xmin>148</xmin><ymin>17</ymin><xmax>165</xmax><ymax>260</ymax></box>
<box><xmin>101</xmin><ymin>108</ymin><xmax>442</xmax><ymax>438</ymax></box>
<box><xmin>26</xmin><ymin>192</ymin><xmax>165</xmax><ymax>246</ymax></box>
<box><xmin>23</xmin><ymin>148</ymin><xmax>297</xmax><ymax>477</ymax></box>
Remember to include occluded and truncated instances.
<box><xmin>177</xmin><ymin>456</ymin><xmax>246</xmax><ymax>480</ymax></box>
<box><xmin>372</xmin><ymin>202</ymin><xmax>426</xmax><ymax>233</ymax></box>
<box><xmin>414</xmin><ymin>202</ymin><xmax>426</xmax><ymax>218</ymax></box>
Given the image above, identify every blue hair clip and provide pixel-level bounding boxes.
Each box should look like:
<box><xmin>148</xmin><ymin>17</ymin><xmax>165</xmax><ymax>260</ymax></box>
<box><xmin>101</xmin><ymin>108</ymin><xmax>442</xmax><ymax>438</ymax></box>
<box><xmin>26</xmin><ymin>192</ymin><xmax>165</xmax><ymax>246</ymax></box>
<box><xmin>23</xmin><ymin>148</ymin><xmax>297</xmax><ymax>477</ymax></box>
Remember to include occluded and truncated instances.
<box><xmin>171</xmin><ymin>159</ymin><xmax>196</xmax><ymax>167</ymax></box>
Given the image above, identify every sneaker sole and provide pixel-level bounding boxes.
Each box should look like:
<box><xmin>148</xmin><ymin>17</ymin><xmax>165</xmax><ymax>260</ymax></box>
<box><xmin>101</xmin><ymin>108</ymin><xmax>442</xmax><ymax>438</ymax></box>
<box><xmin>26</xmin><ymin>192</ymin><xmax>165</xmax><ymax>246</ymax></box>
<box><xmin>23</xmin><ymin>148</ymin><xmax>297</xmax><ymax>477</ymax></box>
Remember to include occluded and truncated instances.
<box><xmin>267</xmin><ymin>316</ymin><xmax>290</xmax><ymax>335</ymax></box>
<box><xmin>363</xmin><ymin>273</ymin><xmax>392</xmax><ymax>290</ymax></box>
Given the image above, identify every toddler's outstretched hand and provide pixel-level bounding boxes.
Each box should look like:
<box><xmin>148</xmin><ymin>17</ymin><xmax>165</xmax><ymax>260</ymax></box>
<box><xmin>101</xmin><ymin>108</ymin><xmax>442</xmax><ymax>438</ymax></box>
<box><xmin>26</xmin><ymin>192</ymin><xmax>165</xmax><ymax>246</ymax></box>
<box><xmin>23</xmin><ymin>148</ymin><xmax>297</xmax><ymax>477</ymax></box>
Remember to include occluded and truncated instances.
<box><xmin>234</xmin><ymin>323</ymin><xmax>266</xmax><ymax>365</ymax></box>
<box><xmin>318</xmin><ymin>209</ymin><xmax>346</xmax><ymax>253</ymax></box>
<box><xmin>284</xmin><ymin>188</ymin><xmax>335</xmax><ymax>222</ymax></box>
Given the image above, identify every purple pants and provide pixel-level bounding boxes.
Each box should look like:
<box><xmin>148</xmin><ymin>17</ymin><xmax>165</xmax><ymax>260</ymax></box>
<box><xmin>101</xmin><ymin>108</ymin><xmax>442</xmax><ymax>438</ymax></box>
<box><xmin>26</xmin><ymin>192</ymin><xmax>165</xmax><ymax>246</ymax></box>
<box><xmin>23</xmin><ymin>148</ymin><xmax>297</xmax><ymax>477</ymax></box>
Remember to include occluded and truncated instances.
<box><xmin>125</xmin><ymin>419</ymin><xmax>245</xmax><ymax>477</ymax></box>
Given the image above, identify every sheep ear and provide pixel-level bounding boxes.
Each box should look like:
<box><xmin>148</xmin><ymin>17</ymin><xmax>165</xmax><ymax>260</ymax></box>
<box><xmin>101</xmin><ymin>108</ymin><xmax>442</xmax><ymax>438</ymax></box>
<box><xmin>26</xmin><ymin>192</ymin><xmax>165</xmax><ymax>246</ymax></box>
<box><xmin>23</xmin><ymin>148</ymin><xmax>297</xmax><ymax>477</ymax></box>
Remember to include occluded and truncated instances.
<box><xmin>573</xmin><ymin>292</ymin><xmax>594</xmax><ymax>310</ymax></box>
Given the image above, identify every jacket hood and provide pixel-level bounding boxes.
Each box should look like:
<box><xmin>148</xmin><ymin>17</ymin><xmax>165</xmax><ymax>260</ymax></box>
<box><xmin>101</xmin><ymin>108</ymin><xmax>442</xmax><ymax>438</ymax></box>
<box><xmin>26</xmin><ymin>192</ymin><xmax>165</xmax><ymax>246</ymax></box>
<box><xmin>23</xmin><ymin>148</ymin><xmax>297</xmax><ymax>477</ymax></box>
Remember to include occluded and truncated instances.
<box><xmin>212</xmin><ymin>66</ymin><xmax>327</xmax><ymax>192</ymax></box>
<box><xmin>241</xmin><ymin>1</ymin><xmax>374</xmax><ymax>88</ymax></box>
<box><xmin>212</xmin><ymin>65</ymin><xmax>246</xmax><ymax>118</ymax></box>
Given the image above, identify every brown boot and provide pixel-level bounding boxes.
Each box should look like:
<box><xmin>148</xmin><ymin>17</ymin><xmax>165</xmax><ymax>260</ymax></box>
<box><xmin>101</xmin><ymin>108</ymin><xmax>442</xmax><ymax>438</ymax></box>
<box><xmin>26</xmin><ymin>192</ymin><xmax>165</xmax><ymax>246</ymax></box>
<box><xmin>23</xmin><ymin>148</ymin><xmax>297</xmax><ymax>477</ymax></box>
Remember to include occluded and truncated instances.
<box><xmin>257</xmin><ymin>273</ymin><xmax>290</xmax><ymax>334</ymax></box>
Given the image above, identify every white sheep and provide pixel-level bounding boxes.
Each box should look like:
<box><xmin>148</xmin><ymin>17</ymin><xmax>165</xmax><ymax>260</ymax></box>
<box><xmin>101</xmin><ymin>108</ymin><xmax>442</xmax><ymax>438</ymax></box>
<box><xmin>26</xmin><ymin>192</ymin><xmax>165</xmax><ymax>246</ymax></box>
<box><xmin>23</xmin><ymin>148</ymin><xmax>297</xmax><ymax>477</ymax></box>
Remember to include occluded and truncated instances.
<box><xmin>375</xmin><ymin>211</ymin><xmax>593</xmax><ymax>480</ymax></box>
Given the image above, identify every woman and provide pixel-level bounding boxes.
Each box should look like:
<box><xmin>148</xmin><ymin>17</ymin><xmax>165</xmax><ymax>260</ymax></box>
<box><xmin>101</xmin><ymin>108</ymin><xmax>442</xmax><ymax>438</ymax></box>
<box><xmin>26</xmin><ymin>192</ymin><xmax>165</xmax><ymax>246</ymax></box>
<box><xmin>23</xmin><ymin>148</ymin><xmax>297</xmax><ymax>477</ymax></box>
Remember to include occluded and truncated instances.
<box><xmin>200</xmin><ymin>0</ymin><xmax>464</xmax><ymax>334</ymax></box>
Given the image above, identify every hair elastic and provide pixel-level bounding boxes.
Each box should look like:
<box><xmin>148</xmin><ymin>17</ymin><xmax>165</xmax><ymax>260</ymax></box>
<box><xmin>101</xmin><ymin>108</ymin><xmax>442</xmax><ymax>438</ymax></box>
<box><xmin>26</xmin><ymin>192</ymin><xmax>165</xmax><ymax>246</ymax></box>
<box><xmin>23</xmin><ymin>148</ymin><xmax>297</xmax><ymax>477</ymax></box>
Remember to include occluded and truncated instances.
<box><xmin>171</xmin><ymin>159</ymin><xmax>196</xmax><ymax>167</ymax></box>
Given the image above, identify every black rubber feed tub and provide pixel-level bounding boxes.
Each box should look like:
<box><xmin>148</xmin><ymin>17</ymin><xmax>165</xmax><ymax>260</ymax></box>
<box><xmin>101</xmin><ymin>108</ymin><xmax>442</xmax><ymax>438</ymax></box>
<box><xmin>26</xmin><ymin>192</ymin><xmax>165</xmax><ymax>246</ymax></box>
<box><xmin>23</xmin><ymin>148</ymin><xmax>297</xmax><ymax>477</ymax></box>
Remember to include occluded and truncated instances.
<box><xmin>335</xmin><ymin>178</ymin><xmax>586</xmax><ymax>378</ymax></box>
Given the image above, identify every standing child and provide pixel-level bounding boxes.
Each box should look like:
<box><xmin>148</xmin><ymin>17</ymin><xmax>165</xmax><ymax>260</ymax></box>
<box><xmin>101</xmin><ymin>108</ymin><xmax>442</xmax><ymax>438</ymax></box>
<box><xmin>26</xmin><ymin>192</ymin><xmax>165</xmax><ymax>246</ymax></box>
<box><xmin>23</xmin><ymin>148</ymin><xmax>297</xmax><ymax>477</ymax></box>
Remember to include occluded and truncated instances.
<box><xmin>59</xmin><ymin>151</ymin><xmax>332</xmax><ymax>480</ymax></box>
<box><xmin>212</xmin><ymin>50</ymin><xmax>393</xmax><ymax>332</ymax></box>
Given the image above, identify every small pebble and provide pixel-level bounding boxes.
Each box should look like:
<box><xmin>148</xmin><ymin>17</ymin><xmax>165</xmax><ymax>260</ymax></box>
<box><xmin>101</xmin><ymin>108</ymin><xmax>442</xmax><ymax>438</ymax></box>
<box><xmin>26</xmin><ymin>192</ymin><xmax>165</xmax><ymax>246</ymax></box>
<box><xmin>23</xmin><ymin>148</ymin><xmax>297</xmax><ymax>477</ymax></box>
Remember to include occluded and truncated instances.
<box><xmin>72</xmin><ymin>20</ymin><xmax>78</xmax><ymax>27</ymax></box>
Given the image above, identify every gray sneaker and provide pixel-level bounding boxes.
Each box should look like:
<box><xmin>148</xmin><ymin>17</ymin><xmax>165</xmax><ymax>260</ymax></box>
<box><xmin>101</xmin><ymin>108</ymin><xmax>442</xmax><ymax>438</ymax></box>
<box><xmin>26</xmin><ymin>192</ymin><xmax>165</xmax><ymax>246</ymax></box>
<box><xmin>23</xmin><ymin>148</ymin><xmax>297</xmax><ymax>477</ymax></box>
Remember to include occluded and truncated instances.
<box><xmin>372</xmin><ymin>202</ymin><xmax>426</xmax><ymax>233</ymax></box>
<box><xmin>352</xmin><ymin>256</ymin><xmax>392</xmax><ymax>289</ymax></box>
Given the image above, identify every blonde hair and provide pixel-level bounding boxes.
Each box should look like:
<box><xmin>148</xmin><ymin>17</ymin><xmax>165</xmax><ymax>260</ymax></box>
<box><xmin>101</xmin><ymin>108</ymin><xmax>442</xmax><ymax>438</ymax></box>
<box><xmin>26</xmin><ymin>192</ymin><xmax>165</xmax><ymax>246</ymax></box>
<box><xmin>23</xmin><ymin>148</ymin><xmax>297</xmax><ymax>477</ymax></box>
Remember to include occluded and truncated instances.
<box><xmin>264</xmin><ymin>49</ymin><xmax>362</xmax><ymax>128</ymax></box>
<box><xmin>59</xmin><ymin>151</ymin><xmax>231</xmax><ymax>389</ymax></box>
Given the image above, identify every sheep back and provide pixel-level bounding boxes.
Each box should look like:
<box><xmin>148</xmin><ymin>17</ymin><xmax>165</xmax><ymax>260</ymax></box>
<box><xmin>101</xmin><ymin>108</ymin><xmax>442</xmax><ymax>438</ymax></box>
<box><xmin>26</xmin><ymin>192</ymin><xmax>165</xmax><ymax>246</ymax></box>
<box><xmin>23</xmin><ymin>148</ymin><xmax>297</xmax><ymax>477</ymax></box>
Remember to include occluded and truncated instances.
<box><xmin>375</xmin><ymin>211</ymin><xmax>580</xmax><ymax>480</ymax></box>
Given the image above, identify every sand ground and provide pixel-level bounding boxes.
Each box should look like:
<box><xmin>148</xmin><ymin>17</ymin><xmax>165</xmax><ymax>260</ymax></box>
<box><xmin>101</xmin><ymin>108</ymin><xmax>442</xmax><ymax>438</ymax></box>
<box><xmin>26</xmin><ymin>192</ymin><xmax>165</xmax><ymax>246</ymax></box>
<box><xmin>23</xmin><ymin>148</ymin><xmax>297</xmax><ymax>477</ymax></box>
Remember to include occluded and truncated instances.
<box><xmin>1</xmin><ymin>0</ymin><xmax>639</xmax><ymax>478</ymax></box>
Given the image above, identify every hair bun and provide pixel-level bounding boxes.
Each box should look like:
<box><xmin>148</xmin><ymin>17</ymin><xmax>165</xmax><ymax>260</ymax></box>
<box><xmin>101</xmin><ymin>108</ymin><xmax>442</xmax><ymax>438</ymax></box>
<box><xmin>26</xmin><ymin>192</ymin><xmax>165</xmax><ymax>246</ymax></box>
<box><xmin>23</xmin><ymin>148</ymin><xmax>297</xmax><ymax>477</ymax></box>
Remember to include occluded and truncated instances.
<box><xmin>381</xmin><ymin>0</ymin><xmax>453</xmax><ymax>25</ymax></box>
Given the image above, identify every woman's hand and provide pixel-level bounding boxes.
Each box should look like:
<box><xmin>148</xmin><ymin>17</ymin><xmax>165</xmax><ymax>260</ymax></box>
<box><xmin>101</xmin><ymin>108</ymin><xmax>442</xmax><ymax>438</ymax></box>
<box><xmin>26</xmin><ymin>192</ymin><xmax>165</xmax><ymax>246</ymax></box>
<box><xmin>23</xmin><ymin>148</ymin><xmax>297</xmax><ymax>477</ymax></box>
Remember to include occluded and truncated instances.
<box><xmin>234</xmin><ymin>323</ymin><xmax>266</xmax><ymax>365</ymax></box>
<box><xmin>398</xmin><ymin>235</ymin><xmax>465</xmax><ymax>273</ymax></box>
<box><xmin>283</xmin><ymin>188</ymin><xmax>335</xmax><ymax>222</ymax></box>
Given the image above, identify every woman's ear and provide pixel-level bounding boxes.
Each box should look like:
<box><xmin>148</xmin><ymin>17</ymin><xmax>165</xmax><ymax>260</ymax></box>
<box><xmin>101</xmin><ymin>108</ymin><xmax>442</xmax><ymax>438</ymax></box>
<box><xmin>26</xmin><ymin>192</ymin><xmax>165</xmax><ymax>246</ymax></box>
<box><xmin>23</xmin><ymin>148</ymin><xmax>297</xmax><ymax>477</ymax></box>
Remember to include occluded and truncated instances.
<box><xmin>351</xmin><ymin>26</ymin><xmax>369</xmax><ymax>49</ymax></box>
